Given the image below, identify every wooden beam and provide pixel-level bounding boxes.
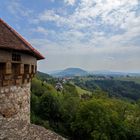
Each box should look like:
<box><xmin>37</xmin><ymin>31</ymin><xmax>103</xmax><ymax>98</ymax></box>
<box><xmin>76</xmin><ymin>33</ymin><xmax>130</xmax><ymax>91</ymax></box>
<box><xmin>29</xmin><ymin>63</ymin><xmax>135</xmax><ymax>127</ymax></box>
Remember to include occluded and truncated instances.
<box><xmin>5</xmin><ymin>62</ymin><xmax>12</xmax><ymax>74</ymax></box>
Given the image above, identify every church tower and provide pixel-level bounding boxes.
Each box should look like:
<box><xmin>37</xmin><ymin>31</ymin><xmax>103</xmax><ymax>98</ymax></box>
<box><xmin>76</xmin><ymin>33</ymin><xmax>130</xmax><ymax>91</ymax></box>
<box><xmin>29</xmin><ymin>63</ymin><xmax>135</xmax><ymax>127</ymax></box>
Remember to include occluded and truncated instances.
<box><xmin>0</xmin><ymin>19</ymin><xmax>44</xmax><ymax>124</ymax></box>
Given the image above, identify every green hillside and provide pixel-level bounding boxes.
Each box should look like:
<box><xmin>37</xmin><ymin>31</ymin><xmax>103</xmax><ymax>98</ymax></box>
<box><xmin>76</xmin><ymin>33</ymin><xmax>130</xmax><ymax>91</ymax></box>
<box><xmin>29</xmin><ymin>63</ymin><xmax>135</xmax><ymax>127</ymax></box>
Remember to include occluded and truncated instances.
<box><xmin>31</xmin><ymin>73</ymin><xmax>140</xmax><ymax>140</ymax></box>
<box><xmin>75</xmin><ymin>85</ymin><xmax>91</xmax><ymax>95</ymax></box>
<box><xmin>72</xmin><ymin>77</ymin><xmax>140</xmax><ymax>101</ymax></box>
<box><xmin>115</xmin><ymin>76</ymin><xmax>140</xmax><ymax>84</ymax></box>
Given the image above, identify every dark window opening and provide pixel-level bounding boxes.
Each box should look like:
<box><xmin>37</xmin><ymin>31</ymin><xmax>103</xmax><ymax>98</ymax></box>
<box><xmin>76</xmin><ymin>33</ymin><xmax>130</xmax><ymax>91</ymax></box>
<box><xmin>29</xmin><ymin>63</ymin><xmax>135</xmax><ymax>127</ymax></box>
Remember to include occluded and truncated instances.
<box><xmin>12</xmin><ymin>63</ymin><xmax>20</xmax><ymax>77</ymax></box>
<box><xmin>31</xmin><ymin>65</ymin><xmax>34</xmax><ymax>73</ymax></box>
<box><xmin>35</xmin><ymin>65</ymin><xmax>37</xmax><ymax>73</ymax></box>
<box><xmin>12</xmin><ymin>53</ymin><xmax>21</xmax><ymax>61</ymax></box>
<box><xmin>0</xmin><ymin>63</ymin><xmax>5</xmax><ymax>86</ymax></box>
<box><xmin>11</xmin><ymin>63</ymin><xmax>20</xmax><ymax>85</ymax></box>
<box><xmin>24</xmin><ymin>64</ymin><xmax>29</xmax><ymax>74</ymax></box>
<box><xmin>0</xmin><ymin>63</ymin><xmax>5</xmax><ymax>75</ymax></box>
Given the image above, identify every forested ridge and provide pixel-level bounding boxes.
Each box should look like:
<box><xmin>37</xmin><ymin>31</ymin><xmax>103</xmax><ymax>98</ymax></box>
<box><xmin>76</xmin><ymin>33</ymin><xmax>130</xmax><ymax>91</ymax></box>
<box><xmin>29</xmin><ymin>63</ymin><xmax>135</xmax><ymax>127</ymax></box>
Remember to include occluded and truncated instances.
<box><xmin>31</xmin><ymin>73</ymin><xmax>140</xmax><ymax>140</ymax></box>
<box><xmin>72</xmin><ymin>76</ymin><xmax>140</xmax><ymax>101</ymax></box>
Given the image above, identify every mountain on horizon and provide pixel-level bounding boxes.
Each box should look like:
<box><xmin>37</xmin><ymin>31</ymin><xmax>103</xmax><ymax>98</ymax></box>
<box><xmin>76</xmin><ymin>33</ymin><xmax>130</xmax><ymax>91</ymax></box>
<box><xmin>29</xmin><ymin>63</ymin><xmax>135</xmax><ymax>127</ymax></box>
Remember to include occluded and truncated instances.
<box><xmin>49</xmin><ymin>68</ymin><xmax>140</xmax><ymax>77</ymax></box>
<box><xmin>50</xmin><ymin>68</ymin><xmax>88</xmax><ymax>77</ymax></box>
<box><xmin>90</xmin><ymin>70</ymin><xmax>140</xmax><ymax>76</ymax></box>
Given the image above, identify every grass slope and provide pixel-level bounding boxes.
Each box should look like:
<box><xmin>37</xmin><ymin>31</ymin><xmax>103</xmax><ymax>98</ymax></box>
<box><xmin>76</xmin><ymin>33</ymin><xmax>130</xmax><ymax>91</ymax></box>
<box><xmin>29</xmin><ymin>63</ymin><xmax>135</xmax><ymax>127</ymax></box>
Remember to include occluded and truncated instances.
<box><xmin>75</xmin><ymin>85</ymin><xmax>91</xmax><ymax>95</ymax></box>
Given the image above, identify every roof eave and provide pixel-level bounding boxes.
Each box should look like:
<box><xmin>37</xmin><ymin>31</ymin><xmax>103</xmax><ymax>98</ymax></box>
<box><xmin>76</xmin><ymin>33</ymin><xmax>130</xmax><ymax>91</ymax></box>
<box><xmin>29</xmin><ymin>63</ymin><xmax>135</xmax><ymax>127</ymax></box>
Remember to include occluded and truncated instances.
<box><xmin>0</xmin><ymin>18</ymin><xmax>45</xmax><ymax>60</ymax></box>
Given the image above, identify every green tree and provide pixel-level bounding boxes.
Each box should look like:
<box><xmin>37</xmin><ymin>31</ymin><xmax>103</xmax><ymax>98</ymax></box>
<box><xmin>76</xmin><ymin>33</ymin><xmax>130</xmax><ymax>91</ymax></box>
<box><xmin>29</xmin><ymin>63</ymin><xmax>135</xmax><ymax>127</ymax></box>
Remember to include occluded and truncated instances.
<box><xmin>71</xmin><ymin>99</ymin><xmax>128</xmax><ymax>140</ymax></box>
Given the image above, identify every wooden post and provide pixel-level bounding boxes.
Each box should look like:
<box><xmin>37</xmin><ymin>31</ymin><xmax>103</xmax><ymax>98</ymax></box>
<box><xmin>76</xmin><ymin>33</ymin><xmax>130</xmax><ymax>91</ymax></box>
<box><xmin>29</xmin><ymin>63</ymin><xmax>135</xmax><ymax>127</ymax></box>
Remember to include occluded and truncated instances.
<box><xmin>29</xmin><ymin>65</ymin><xmax>32</xmax><ymax>74</ymax></box>
<box><xmin>32</xmin><ymin>65</ymin><xmax>36</xmax><ymax>74</ymax></box>
<box><xmin>19</xmin><ymin>64</ymin><xmax>24</xmax><ymax>74</ymax></box>
<box><xmin>5</xmin><ymin>62</ymin><xmax>12</xmax><ymax>74</ymax></box>
<box><xmin>35</xmin><ymin>65</ymin><xmax>37</xmax><ymax>73</ymax></box>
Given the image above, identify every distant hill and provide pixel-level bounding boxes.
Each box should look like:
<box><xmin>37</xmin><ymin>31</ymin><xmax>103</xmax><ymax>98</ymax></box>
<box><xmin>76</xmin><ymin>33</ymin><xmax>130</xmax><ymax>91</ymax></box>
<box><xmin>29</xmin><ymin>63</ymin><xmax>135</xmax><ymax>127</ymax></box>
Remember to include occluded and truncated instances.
<box><xmin>39</xmin><ymin>69</ymin><xmax>140</xmax><ymax>79</ymax></box>
<box><xmin>90</xmin><ymin>70</ymin><xmax>140</xmax><ymax>76</ymax></box>
<box><xmin>90</xmin><ymin>70</ymin><xmax>126</xmax><ymax>76</ymax></box>
<box><xmin>37</xmin><ymin>71</ymin><xmax>52</xmax><ymax>80</ymax></box>
<box><xmin>36</xmin><ymin>71</ymin><xmax>140</xmax><ymax>101</ymax></box>
<box><xmin>50</xmin><ymin>68</ymin><xmax>88</xmax><ymax>77</ymax></box>
<box><xmin>49</xmin><ymin>68</ymin><xmax>140</xmax><ymax>77</ymax></box>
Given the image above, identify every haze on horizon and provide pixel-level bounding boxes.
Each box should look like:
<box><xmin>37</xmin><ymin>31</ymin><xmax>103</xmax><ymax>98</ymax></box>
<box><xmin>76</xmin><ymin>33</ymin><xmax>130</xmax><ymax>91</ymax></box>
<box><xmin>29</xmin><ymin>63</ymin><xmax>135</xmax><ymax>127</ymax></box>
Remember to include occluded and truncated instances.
<box><xmin>1</xmin><ymin>0</ymin><xmax>140</xmax><ymax>73</ymax></box>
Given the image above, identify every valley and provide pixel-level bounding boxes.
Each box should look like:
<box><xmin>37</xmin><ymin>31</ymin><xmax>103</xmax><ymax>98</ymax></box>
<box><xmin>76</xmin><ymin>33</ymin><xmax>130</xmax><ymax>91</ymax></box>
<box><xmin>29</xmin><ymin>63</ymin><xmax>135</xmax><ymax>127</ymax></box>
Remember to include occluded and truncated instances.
<box><xmin>31</xmin><ymin>71</ymin><xmax>140</xmax><ymax>139</ymax></box>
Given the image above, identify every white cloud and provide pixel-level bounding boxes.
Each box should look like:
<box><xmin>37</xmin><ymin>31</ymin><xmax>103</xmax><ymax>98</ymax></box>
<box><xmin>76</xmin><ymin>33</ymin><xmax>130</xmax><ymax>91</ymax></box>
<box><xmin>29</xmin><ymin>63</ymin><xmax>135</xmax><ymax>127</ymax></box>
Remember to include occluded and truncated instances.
<box><xmin>2</xmin><ymin>0</ymin><xmax>140</xmax><ymax>71</ymax></box>
<box><xmin>39</xmin><ymin>10</ymin><xmax>59</xmax><ymax>21</ymax></box>
<box><xmin>34</xmin><ymin>26</ymin><xmax>48</xmax><ymax>35</ymax></box>
<box><xmin>64</xmin><ymin>0</ymin><xmax>75</xmax><ymax>5</ymax></box>
<box><xmin>7</xmin><ymin>0</ymin><xmax>33</xmax><ymax>18</ymax></box>
<box><xmin>75</xmin><ymin>0</ymin><xmax>138</xmax><ymax>28</ymax></box>
<box><xmin>39</xmin><ymin>10</ymin><xmax>69</xmax><ymax>27</ymax></box>
<box><xmin>36</xmin><ymin>0</ymin><xmax>140</xmax><ymax>55</ymax></box>
<box><xmin>34</xmin><ymin>0</ymin><xmax>140</xmax><ymax>71</ymax></box>
<box><xmin>38</xmin><ymin>0</ymin><xmax>139</xmax><ymax>30</ymax></box>
<box><xmin>32</xmin><ymin>26</ymin><xmax>57</xmax><ymax>37</ymax></box>
<box><xmin>32</xmin><ymin>37</ymin><xmax>140</xmax><ymax>72</ymax></box>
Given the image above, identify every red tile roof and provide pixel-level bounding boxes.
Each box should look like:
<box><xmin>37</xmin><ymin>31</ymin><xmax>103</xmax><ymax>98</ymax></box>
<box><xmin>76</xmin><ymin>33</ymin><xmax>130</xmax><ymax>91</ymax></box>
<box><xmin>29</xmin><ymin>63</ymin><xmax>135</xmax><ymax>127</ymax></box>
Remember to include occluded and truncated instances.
<box><xmin>0</xmin><ymin>18</ymin><xmax>45</xmax><ymax>60</ymax></box>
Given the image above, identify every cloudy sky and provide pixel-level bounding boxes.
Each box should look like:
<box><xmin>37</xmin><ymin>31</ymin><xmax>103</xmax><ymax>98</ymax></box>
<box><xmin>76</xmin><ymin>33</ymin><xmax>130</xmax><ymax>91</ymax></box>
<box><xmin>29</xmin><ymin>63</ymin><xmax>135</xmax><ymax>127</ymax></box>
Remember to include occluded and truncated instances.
<box><xmin>0</xmin><ymin>0</ymin><xmax>140</xmax><ymax>72</ymax></box>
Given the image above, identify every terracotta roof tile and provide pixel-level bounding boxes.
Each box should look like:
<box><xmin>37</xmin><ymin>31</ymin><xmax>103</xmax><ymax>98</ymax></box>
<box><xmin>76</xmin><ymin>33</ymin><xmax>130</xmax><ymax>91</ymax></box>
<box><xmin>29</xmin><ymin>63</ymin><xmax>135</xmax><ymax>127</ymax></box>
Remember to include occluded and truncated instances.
<box><xmin>0</xmin><ymin>18</ymin><xmax>45</xmax><ymax>60</ymax></box>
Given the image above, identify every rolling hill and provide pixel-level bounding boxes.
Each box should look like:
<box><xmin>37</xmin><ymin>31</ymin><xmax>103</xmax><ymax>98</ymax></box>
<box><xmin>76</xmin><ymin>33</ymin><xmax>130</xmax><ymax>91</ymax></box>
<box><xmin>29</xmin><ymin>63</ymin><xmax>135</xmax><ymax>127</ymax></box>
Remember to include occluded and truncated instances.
<box><xmin>50</xmin><ymin>68</ymin><xmax>88</xmax><ymax>77</ymax></box>
<box><xmin>49</xmin><ymin>68</ymin><xmax>140</xmax><ymax>77</ymax></box>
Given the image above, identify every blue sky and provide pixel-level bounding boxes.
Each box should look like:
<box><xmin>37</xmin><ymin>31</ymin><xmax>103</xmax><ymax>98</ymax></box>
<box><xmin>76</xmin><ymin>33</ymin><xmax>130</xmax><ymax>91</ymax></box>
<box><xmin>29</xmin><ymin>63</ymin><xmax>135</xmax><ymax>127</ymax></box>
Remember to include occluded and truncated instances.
<box><xmin>0</xmin><ymin>0</ymin><xmax>140</xmax><ymax>72</ymax></box>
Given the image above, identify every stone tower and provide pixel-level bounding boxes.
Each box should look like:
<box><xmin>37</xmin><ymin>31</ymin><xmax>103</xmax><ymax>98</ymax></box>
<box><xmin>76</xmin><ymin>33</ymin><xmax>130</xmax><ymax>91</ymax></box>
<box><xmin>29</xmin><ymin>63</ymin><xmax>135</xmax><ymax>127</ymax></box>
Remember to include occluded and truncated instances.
<box><xmin>0</xmin><ymin>19</ymin><xmax>44</xmax><ymax>124</ymax></box>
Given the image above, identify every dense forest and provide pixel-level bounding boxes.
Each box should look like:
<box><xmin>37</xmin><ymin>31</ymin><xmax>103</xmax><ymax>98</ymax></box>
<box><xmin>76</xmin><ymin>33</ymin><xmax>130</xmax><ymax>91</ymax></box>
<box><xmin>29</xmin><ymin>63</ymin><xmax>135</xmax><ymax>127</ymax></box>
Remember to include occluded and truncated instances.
<box><xmin>31</xmin><ymin>73</ymin><xmax>140</xmax><ymax>140</ymax></box>
<box><xmin>72</xmin><ymin>76</ymin><xmax>140</xmax><ymax>101</ymax></box>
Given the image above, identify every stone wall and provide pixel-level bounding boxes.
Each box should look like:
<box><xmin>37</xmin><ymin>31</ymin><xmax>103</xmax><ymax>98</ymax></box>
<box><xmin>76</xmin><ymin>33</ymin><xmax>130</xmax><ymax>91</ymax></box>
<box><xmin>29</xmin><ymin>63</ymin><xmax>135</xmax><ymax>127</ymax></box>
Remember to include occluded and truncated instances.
<box><xmin>0</xmin><ymin>83</ymin><xmax>30</xmax><ymax>124</ymax></box>
<box><xmin>0</xmin><ymin>83</ymin><xmax>67</xmax><ymax>140</ymax></box>
<box><xmin>0</xmin><ymin>120</ymin><xmax>66</xmax><ymax>140</ymax></box>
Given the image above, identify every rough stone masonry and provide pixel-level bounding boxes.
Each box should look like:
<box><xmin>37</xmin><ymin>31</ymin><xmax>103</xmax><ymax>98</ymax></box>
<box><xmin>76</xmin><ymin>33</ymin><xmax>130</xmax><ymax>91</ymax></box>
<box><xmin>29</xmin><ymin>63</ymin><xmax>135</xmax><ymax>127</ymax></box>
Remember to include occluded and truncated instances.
<box><xmin>0</xmin><ymin>84</ymin><xmax>30</xmax><ymax>123</ymax></box>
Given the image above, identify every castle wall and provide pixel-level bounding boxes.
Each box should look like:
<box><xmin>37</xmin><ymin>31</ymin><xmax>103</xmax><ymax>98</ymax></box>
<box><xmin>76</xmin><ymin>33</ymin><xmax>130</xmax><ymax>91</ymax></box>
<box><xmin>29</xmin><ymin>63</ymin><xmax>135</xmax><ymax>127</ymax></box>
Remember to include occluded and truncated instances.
<box><xmin>0</xmin><ymin>49</ymin><xmax>37</xmax><ymax>64</ymax></box>
<box><xmin>0</xmin><ymin>50</ymin><xmax>11</xmax><ymax>62</ymax></box>
<box><xmin>0</xmin><ymin>49</ymin><xmax>35</xmax><ymax>124</ymax></box>
<box><xmin>0</xmin><ymin>19</ymin><xmax>46</xmax><ymax>139</ymax></box>
<box><xmin>0</xmin><ymin>83</ymin><xmax>30</xmax><ymax>124</ymax></box>
<box><xmin>0</xmin><ymin>50</ymin><xmax>36</xmax><ymax>124</ymax></box>
<box><xmin>0</xmin><ymin>49</ymin><xmax>37</xmax><ymax>87</ymax></box>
